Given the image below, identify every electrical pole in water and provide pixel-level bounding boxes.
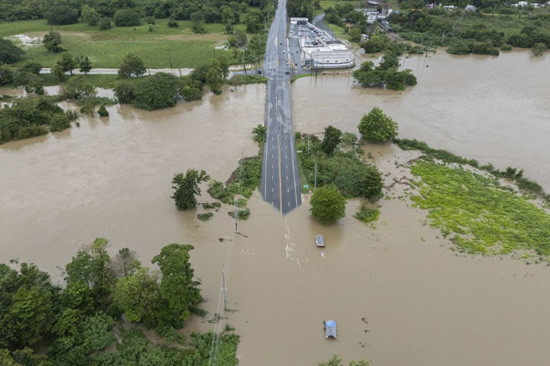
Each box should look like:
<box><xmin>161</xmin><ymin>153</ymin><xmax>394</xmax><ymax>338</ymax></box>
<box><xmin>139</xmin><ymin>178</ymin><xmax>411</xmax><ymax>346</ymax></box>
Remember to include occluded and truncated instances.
<box><xmin>314</xmin><ymin>162</ymin><xmax>318</xmax><ymax>189</ymax></box>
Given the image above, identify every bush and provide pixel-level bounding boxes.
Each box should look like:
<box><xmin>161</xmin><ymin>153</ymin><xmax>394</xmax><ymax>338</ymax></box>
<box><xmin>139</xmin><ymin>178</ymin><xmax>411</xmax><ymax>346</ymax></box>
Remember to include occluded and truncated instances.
<box><xmin>97</xmin><ymin>105</ymin><xmax>109</xmax><ymax>117</ymax></box>
<box><xmin>114</xmin><ymin>81</ymin><xmax>135</xmax><ymax>103</ymax></box>
<box><xmin>64</xmin><ymin>75</ymin><xmax>97</xmax><ymax>100</ymax></box>
<box><xmin>167</xmin><ymin>18</ymin><xmax>179</xmax><ymax>28</ymax></box>
<box><xmin>98</xmin><ymin>18</ymin><xmax>112</xmax><ymax>30</ymax></box>
<box><xmin>113</xmin><ymin>9</ymin><xmax>141</xmax><ymax>27</ymax></box>
<box><xmin>355</xmin><ymin>202</ymin><xmax>380</xmax><ymax>223</ymax></box>
<box><xmin>46</xmin><ymin>5</ymin><xmax>78</xmax><ymax>25</ymax></box>
<box><xmin>358</xmin><ymin>107</ymin><xmax>398</xmax><ymax>143</ymax></box>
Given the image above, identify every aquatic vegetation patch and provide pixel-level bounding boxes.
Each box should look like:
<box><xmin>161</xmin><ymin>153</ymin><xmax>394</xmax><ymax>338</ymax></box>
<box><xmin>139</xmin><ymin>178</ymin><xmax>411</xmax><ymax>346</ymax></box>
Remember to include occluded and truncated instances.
<box><xmin>197</xmin><ymin>213</ymin><xmax>213</xmax><ymax>221</ymax></box>
<box><xmin>396</xmin><ymin>138</ymin><xmax>550</xmax><ymax>204</ymax></box>
<box><xmin>409</xmin><ymin>160</ymin><xmax>550</xmax><ymax>260</ymax></box>
<box><xmin>354</xmin><ymin>202</ymin><xmax>380</xmax><ymax>224</ymax></box>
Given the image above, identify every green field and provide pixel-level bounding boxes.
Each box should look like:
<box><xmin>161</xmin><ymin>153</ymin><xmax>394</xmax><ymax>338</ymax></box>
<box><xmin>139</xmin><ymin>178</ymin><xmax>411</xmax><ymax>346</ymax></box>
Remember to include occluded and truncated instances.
<box><xmin>0</xmin><ymin>19</ymin><xmax>246</xmax><ymax>68</ymax></box>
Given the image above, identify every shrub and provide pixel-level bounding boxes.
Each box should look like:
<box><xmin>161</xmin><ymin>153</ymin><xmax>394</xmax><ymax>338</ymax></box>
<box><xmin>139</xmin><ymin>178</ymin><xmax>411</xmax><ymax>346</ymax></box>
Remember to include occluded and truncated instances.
<box><xmin>97</xmin><ymin>105</ymin><xmax>109</xmax><ymax>117</ymax></box>
<box><xmin>98</xmin><ymin>18</ymin><xmax>112</xmax><ymax>30</ymax></box>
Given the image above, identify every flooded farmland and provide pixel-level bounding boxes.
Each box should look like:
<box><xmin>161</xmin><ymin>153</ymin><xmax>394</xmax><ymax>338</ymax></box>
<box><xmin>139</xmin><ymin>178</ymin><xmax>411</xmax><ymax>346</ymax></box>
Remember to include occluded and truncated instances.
<box><xmin>1</xmin><ymin>50</ymin><xmax>550</xmax><ymax>366</ymax></box>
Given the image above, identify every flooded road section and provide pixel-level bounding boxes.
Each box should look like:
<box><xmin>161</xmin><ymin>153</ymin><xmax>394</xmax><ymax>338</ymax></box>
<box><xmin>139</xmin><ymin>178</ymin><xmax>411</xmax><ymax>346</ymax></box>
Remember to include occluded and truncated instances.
<box><xmin>1</xmin><ymin>51</ymin><xmax>550</xmax><ymax>366</ymax></box>
<box><xmin>293</xmin><ymin>50</ymin><xmax>550</xmax><ymax>191</ymax></box>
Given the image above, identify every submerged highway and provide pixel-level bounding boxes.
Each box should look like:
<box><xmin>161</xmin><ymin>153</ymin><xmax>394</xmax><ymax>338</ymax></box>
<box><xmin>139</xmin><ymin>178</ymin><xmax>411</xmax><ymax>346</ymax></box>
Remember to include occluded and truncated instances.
<box><xmin>260</xmin><ymin>0</ymin><xmax>302</xmax><ymax>214</ymax></box>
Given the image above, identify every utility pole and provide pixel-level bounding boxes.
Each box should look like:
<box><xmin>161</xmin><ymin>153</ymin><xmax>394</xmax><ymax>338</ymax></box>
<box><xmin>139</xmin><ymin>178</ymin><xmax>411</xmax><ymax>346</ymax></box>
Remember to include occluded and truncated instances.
<box><xmin>168</xmin><ymin>49</ymin><xmax>173</xmax><ymax>70</ymax></box>
<box><xmin>307</xmin><ymin>134</ymin><xmax>310</xmax><ymax>156</ymax></box>
<box><xmin>222</xmin><ymin>272</ymin><xmax>227</xmax><ymax>311</ymax></box>
<box><xmin>314</xmin><ymin>162</ymin><xmax>318</xmax><ymax>189</ymax></box>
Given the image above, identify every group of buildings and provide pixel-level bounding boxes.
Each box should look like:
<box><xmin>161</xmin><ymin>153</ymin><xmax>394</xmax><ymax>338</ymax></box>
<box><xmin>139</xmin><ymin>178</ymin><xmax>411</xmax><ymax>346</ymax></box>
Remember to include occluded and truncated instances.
<box><xmin>289</xmin><ymin>18</ymin><xmax>355</xmax><ymax>69</ymax></box>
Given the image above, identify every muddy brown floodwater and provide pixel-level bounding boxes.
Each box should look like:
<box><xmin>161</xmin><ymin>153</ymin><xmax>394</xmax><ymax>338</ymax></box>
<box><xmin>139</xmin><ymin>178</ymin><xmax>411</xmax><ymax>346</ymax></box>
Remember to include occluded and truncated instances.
<box><xmin>1</xmin><ymin>50</ymin><xmax>550</xmax><ymax>366</ymax></box>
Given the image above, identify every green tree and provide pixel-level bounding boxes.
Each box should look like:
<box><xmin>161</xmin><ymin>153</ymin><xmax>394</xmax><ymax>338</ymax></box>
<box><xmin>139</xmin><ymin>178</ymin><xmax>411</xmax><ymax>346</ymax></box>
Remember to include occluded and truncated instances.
<box><xmin>349</xmin><ymin>27</ymin><xmax>362</xmax><ymax>43</ymax></box>
<box><xmin>65</xmin><ymin>238</ymin><xmax>113</xmax><ymax>310</ymax></box>
<box><xmin>24</xmin><ymin>73</ymin><xmax>44</xmax><ymax>95</ymax></box>
<box><xmin>0</xmin><ymin>263</ymin><xmax>55</xmax><ymax>349</ymax></box>
<box><xmin>191</xmin><ymin>12</ymin><xmax>206</xmax><ymax>34</ymax></box>
<box><xmin>57</xmin><ymin>54</ymin><xmax>76</xmax><ymax>75</ymax></box>
<box><xmin>0</xmin><ymin>64</ymin><xmax>15</xmax><ymax>85</ymax></box>
<box><xmin>113</xmin><ymin>267</ymin><xmax>159</xmax><ymax>324</ymax></box>
<box><xmin>46</xmin><ymin>5</ymin><xmax>78</xmax><ymax>25</ymax></box>
<box><xmin>310</xmin><ymin>185</ymin><xmax>346</xmax><ymax>224</ymax></box>
<box><xmin>110</xmin><ymin>248</ymin><xmax>140</xmax><ymax>278</ymax></box>
<box><xmin>358</xmin><ymin>107</ymin><xmax>398</xmax><ymax>143</ymax></box>
<box><xmin>245</xmin><ymin>10</ymin><xmax>263</xmax><ymax>33</ymax></box>
<box><xmin>98</xmin><ymin>18</ymin><xmax>111</xmax><ymax>30</ymax></box>
<box><xmin>532</xmin><ymin>42</ymin><xmax>547</xmax><ymax>56</ymax></box>
<box><xmin>113</xmin><ymin>9</ymin><xmax>141</xmax><ymax>27</ymax></box>
<box><xmin>152</xmin><ymin>244</ymin><xmax>202</xmax><ymax>328</ymax></box>
<box><xmin>206</xmin><ymin>59</ymin><xmax>223</xmax><ymax>95</ymax></box>
<box><xmin>78</xmin><ymin>56</ymin><xmax>92</xmax><ymax>75</ymax></box>
<box><xmin>43</xmin><ymin>31</ymin><xmax>63</xmax><ymax>53</ymax></box>
<box><xmin>113</xmin><ymin>81</ymin><xmax>135</xmax><ymax>103</ymax></box>
<box><xmin>319</xmin><ymin>355</ymin><xmax>370</xmax><ymax>366</ymax></box>
<box><xmin>81</xmin><ymin>5</ymin><xmax>100</xmax><ymax>26</ymax></box>
<box><xmin>118</xmin><ymin>53</ymin><xmax>146</xmax><ymax>78</ymax></box>
<box><xmin>252</xmin><ymin>124</ymin><xmax>266</xmax><ymax>144</ymax></box>
<box><xmin>0</xmin><ymin>39</ymin><xmax>25</xmax><ymax>64</ymax></box>
<box><xmin>378</xmin><ymin>51</ymin><xmax>399</xmax><ymax>70</ymax></box>
<box><xmin>171</xmin><ymin>169</ymin><xmax>210</xmax><ymax>210</ymax></box>
<box><xmin>133</xmin><ymin>72</ymin><xmax>182</xmax><ymax>110</ymax></box>
<box><xmin>97</xmin><ymin>105</ymin><xmax>109</xmax><ymax>117</ymax></box>
<box><xmin>321</xmin><ymin>125</ymin><xmax>342</xmax><ymax>155</ymax></box>
<box><xmin>64</xmin><ymin>75</ymin><xmax>96</xmax><ymax>100</ymax></box>
<box><xmin>51</xmin><ymin>63</ymin><xmax>66</xmax><ymax>82</ymax></box>
<box><xmin>361</xmin><ymin>164</ymin><xmax>383</xmax><ymax>200</ymax></box>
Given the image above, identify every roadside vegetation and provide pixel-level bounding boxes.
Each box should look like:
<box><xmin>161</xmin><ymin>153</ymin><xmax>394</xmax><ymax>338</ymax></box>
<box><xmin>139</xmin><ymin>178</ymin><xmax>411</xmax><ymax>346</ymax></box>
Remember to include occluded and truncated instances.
<box><xmin>0</xmin><ymin>238</ymin><xmax>240</xmax><ymax>365</ymax></box>
<box><xmin>171</xmin><ymin>125</ymin><xmax>263</xmax><ymax>221</ymax></box>
<box><xmin>319</xmin><ymin>354</ymin><xmax>370</xmax><ymax>366</ymax></box>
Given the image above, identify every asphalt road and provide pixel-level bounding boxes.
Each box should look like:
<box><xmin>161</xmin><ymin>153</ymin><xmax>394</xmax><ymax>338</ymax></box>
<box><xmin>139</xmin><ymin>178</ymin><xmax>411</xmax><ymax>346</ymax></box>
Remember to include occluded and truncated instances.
<box><xmin>260</xmin><ymin>0</ymin><xmax>302</xmax><ymax>214</ymax></box>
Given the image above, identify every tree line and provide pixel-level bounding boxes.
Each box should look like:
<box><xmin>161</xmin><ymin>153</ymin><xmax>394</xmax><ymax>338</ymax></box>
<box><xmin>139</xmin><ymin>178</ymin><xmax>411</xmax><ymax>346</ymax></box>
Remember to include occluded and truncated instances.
<box><xmin>0</xmin><ymin>239</ymin><xmax>240</xmax><ymax>365</ymax></box>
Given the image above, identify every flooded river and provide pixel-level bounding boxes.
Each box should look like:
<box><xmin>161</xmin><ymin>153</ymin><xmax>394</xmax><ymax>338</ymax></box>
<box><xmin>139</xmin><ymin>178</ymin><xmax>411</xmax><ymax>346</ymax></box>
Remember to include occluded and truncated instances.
<box><xmin>1</xmin><ymin>50</ymin><xmax>550</xmax><ymax>366</ymax></box>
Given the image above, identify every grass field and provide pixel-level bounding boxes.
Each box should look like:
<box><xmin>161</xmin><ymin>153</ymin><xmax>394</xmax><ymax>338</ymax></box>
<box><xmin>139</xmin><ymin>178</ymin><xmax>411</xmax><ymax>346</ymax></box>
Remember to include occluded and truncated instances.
<box><xmin>0</xmin><ymin>19</ymin><xmax>246</xmax><ymax>68</ymax></box>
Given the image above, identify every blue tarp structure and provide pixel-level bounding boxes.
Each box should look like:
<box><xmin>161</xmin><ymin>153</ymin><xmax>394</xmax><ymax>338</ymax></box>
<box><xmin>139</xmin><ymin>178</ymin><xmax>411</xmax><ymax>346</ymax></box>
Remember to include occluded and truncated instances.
<box><xmin>324</xmin><ymin>320</ymin><xmax>337</xmax><ymax>338</ymax></box>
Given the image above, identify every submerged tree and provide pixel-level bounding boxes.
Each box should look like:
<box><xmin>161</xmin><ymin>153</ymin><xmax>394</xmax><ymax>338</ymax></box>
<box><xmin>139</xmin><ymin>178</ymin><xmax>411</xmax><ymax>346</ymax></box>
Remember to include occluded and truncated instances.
<box><xmin>310</xmin><ymin>185</ymin><xmax>346</xmax><ymax>224</ymax></box>
<box><xmin>358</xmin><ymin>107</ymin><xmax>398</xmax><ymax>143</ymax></box>
<box><xmin>171</xmin><ymin>169</ymin><xmax>210</xmax><ymax>210</ymax></box>
<box><xmin>321</xmin><ymin>125</ymin><xmax>342</xmax><ymax>155</ymax></box>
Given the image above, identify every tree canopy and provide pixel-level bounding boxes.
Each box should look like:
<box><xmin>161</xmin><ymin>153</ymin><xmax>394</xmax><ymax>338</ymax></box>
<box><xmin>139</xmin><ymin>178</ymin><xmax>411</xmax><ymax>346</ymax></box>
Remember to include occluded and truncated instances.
<box><xmin>118</xmin><ymin>53</ymin><xmax>146</xmax><ymax>78</ymax></box>
<box><xmin>0</xmin><ymin>39</ymin><xmax>24</xmax><ymax>64</ymax></box>
<box><xmin>358</xmin><ymin>107</ymin><xmax>399</xmax><ymax>143</ymax></box>
<box><xmin>310</xmin><ymin>185</ymin><xmax>346</xmax><ymax>224</ymax></box>
<box><xmin>321</xmin><ymin>125</ymin><xmax>342</xmax><ymax>155</ymax></box>
<box><xmin>171</xmin><ymin>169</ymin><xmax>210</xmax><ymax>210</ymax></box>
